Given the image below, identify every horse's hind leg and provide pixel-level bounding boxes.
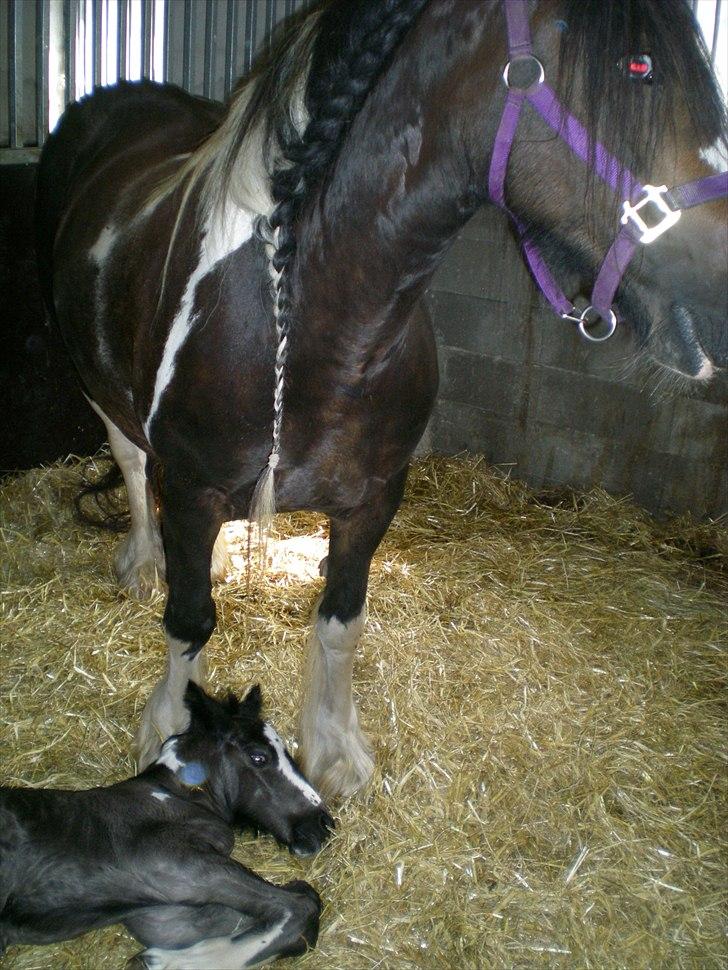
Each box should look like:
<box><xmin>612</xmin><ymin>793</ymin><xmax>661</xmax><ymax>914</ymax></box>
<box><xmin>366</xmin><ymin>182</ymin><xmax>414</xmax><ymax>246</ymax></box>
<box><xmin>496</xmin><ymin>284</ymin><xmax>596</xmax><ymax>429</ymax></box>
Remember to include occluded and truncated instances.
<box><xmin>299</xmin><ymin>468</ymin><xmax>408</xmax><ymax>799</ymax></box>
<box><xmin>134</xmin><ymin>474</ymin><xmax>226</xmax><ymax>767</ymax></box>
<box><xmin>88</xmin><ymin>400</ymin><xmax>165</xmax><ymax>598</ymax></box>
<box><xmin>127</xmin><ymin>902</ymin><xmax>316</xmax><ymax>969</ymax></box>
<box><xmin>123</xmin><ymin>858</ymin><xmax>320</xmax><ymax>968</ymax></box>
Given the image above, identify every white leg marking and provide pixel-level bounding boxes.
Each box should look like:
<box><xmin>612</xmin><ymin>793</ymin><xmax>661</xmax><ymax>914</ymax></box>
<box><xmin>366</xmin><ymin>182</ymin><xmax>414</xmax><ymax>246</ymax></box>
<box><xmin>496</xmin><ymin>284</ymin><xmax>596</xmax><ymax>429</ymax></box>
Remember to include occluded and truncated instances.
<box><xmin>144</xmin><ymin>202</ymin><xmax>256</xmax><ymax>439</ymax></box>
<box><xmin>88</xmin><ymin>400</ymin><xmax>165</xmax><ymax>598</ymax></box>
<box><xmin>210</xmin><ymin>525</ymin><xmax>232</xmax><ymax>583</ymax></box>
<box><xmin>298</xmin><ymin>603</ymin><xmax>373</xmax><ymax>799</ymax></box>
<box><xmin>135</xmin><ymin>635</ymin><xmax>207</xmax><ymax>770</ymax></box>
<box><xmin>262</xmin><ymin>724</ymin><xmax>321</xmax><ymax>806</ymax></box>
<box><xmin>142</xmin><ymin>917</ymin><xmax>288</xmax><ymax>970</ymax></box>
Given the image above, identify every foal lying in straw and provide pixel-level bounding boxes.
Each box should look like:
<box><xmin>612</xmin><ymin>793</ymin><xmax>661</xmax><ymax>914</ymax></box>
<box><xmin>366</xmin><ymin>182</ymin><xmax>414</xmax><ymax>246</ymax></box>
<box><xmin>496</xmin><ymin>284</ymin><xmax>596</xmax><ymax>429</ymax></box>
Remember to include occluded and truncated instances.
<box><xmin>0</xmin><ymin>683</ymin><xmax>333</xmax><ymax>968</ymax></box>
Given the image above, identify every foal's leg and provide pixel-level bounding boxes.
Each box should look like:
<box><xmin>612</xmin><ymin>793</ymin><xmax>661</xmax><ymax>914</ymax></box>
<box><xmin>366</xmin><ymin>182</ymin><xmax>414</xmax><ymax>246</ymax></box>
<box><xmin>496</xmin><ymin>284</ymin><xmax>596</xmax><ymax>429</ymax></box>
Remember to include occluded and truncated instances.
<box><xmin>299</xmin><ymin>468</ymin><xmax>408</xmax><ymax>799</ymax></box>
<box><xmin>124</xmin><ymin>853</ymin><xmax>320</xmax><ymax>969</ymax></box>
<box><xmin>88</xmin><ymin>400</ymin><xmax>165</xmax><ymax>597</ymax></box>
<box><xmin>134</xmin><ymin>476</ymin><xmax>226</xmax><ymax>768</ymax></box>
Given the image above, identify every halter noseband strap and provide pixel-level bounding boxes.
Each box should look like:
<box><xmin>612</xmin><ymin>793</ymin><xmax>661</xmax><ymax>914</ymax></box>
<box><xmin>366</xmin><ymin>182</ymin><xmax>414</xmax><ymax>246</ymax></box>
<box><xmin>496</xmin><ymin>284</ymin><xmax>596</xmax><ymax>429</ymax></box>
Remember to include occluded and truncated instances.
<box><xmin>489</xmin><ymin>0</ymin><xmax>728</xmax><ymax>342</ymax></box>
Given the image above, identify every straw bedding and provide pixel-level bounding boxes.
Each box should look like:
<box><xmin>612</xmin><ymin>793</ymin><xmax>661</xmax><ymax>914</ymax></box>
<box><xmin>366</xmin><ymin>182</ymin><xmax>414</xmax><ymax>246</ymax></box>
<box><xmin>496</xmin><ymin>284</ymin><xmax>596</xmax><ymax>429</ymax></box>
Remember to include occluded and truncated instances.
<box><xmin>1</xmin><ymin>454</ymin><xmax>726</xmax><ymax>969</ymax></box>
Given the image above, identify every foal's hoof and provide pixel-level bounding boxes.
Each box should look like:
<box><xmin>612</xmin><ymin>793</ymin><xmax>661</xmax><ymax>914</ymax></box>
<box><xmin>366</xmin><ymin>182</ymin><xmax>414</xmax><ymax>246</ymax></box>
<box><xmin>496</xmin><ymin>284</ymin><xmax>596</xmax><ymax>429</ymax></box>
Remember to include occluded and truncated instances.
<box><xmin>284</xmin><ymin>879</ymin><xmax>323</xmax><ymax>913</ymax></box>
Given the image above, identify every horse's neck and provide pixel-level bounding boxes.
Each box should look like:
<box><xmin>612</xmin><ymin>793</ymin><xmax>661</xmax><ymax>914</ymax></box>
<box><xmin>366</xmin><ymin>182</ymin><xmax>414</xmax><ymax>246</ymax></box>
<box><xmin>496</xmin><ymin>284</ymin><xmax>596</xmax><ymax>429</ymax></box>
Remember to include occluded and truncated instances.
<box><xmin>295</xmin><ymin>0</ymin><xmax>503</xmax><ymax>350</ymax></box>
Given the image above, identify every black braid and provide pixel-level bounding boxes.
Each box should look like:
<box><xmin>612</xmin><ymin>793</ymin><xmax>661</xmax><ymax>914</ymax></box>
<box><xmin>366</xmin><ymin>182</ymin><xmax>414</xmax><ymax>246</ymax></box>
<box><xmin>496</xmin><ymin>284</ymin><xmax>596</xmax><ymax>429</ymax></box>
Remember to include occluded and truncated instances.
<box><xmin>249</xmin><ymin>0</ymin><xmax>429</xmax><ymax>523</ymax></box>
<box><xmin>268</xmin><ymin>0</ymin><xmax>429</xmax><ymax>247</ymax></box>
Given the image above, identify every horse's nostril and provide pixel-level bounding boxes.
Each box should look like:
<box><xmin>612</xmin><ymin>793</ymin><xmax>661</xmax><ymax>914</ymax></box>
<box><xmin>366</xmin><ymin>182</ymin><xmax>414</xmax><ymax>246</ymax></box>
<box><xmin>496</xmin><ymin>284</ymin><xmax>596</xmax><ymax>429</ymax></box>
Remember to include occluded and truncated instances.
<box><xmin>320</xmin><ymin>810</ymin><xmax>335</xmax><ymax>832</ymax></box>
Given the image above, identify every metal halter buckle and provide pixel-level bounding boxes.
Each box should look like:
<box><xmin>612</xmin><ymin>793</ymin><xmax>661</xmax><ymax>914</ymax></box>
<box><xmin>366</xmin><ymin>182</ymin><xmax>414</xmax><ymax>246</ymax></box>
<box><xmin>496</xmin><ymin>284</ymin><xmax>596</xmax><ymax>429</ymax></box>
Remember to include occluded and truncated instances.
<box><xmin>620</xmin><ymin>184</ymin><xmax>681</xmax><ymax>245</ymax></box>
<box><xmin>561</xmin><ymin>305</ymin><xmax>618</xmax><ymax>342</ymax></box>
<box><xmin>502</xmin><ymin>54</ymin><xmax>545</xmax><ymax>92</ymax></box>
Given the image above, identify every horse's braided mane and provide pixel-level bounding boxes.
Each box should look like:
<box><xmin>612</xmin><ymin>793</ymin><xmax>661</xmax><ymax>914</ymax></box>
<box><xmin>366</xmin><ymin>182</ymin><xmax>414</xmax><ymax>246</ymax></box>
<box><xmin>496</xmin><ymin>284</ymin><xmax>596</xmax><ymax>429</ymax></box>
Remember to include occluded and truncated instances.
<box><xmin>556</xmin><ymin>0</ymin><xmax>727</xmax><ymax>204</ymax></box>
<box><xmin>246</xmin><ymin>0</ymin><xmax>430</xmax><ymax>529</ymax></box>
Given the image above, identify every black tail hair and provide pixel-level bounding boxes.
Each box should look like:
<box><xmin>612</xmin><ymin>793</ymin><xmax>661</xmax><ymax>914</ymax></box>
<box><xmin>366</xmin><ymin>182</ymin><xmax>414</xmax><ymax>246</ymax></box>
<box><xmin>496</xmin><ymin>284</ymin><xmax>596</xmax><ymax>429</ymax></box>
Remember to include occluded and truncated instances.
<box><xmin>74</xmin><ymin>458</ymin><xmax>129</xmax><ymax>533</ymax></box>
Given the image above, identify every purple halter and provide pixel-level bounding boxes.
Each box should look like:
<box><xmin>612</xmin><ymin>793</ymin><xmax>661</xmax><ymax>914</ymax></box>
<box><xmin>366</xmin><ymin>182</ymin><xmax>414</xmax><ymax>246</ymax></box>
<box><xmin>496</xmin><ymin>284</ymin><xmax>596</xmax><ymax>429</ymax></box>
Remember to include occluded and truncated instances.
<box><xmin>489</xmin><ymin>0</ymin><xmax>728</xmax><ymax>341</ymax></box>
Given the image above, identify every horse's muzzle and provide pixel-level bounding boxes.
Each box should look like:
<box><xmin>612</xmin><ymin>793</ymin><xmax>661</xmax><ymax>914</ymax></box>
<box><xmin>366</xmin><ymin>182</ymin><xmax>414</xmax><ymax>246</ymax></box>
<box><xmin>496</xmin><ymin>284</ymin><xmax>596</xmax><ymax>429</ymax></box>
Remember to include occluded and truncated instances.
<box><xmin>290</xmin><ymin>808</ymin><xmax>335</xmax><ymax>856</ymax></box>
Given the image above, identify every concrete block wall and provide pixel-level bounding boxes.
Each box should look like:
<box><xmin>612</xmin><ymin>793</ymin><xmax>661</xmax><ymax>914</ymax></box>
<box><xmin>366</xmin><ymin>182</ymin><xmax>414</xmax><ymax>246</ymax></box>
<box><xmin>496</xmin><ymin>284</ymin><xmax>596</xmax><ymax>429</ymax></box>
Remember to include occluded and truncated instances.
<box><xmin>425</xmin><ymin>207</ymin><xmax>728</xmax><ymax>519</ymax></box>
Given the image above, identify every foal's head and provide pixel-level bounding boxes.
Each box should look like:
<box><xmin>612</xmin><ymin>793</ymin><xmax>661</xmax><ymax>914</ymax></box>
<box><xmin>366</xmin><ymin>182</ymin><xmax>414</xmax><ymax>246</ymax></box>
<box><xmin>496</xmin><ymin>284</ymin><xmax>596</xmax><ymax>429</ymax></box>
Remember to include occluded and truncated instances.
<box><xmin>157</xmin><ymin>682</ymin><xmax>334</xmax><ymax>856</ymax></box>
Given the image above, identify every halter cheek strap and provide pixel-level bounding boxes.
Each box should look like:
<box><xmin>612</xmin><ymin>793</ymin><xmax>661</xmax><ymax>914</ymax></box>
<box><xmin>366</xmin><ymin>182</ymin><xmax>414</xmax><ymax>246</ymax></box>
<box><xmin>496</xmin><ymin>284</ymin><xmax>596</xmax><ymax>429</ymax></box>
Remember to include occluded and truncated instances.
<box><xmin>489</xmin><ymin>0</ymin><xmax>728</xmax><ymax>342</ymax></box>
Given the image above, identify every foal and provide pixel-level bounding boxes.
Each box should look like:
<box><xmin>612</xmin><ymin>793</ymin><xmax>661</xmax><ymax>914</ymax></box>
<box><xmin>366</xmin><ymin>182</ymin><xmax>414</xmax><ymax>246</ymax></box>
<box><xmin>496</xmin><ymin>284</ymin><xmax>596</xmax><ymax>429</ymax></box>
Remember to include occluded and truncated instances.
<box><xmin>0</xmin><ymin>682</ymin><xmax>332</xmax><ymax>968</ymax></box>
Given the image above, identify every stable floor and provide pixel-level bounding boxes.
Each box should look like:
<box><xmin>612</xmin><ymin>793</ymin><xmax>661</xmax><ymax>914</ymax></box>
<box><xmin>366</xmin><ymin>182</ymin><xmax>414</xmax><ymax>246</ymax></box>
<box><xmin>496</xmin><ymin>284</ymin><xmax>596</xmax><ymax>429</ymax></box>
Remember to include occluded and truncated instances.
<box><xmin>1</xmin><ymin>455</ymin><xmax>726</xmax><ymax>969</ymax></box>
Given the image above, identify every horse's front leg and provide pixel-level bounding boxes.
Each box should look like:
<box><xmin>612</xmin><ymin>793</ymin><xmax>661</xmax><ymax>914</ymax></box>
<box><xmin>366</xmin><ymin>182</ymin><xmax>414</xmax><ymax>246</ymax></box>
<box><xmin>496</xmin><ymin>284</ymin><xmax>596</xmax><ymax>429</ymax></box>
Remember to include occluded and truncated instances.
<box><xmin>299</xmin><ymin>468</ymin><xmax>408</xmax><ymax>799</ymax></box>
<box><xmin>134</xmin><ymin>476</ymin><xmax>227</xmax><ymax>768</ymax></box>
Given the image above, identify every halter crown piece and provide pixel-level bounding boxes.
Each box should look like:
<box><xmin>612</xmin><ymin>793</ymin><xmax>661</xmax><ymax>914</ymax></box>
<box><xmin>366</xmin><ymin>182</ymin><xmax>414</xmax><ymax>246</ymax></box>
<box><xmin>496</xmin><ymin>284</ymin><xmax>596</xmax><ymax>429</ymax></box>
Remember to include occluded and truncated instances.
<box><xmin>489</xmin><ymin>0</ymin><xmax>728</xmax><ymax>342</ymax></box>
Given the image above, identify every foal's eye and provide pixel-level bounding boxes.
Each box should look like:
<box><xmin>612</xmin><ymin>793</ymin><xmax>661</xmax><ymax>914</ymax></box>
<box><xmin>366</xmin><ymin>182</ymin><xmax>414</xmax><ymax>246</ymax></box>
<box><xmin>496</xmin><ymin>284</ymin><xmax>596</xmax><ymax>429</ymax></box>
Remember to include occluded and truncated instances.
<box><xmin>248</xmin><ymin>749</ymin><xmax>269</xmax><ymax>767</ymax></box>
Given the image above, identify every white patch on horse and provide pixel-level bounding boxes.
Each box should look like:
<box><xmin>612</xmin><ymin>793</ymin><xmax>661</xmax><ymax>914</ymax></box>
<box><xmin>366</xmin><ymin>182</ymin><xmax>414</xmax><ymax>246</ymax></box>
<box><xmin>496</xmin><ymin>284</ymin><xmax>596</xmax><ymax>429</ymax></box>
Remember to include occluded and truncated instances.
<box><xmin>156</xmin><ymin>738</ymin><xmax>184</xmax><ymax>774</ymax></box>
<box><xmin>87</xmin><ymin>399</ymin><xmax>165</xmax><ymax>596</ymax></box>
<box><xmin>151</xmin><ymin>790</ymin><xmax>170</xmax><ymax>802</ymax></box>
<box><xmin>143</xmin><ymin>916</ymin><xmax>289</xmax><ymax>970</ymax></box>
<box><xmin>262</xmin><ymin>724</ymin><xmax>322</xmax><ymax>807</ymax></box>
<box><xmin>88</xmin><ymin>225</ymin><xmax>119</xmax><ymax>363</ymax></box>
<box><xmin>89</xmin><ymin>224</ymin><xmax>118</xmax><ymax>265</ymax></box>
<box><xmin>144</xmin><ymin>201</ymin><xmax>256</xmax><ymax>438</ymax></box>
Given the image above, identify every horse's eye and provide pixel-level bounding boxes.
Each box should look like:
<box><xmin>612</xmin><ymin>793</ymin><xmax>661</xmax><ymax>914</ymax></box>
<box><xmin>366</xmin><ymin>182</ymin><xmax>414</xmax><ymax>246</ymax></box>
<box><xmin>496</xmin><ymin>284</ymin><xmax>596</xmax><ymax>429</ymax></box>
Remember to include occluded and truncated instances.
<box><xmin>618</xmin><ymin>53</ymin><xmax>654</xmax><ymax>84</ymax></box>
<box><xmin>248</xmin><ymin>749</ymin><xmax>268</xmax><ymax>767</ymax></box>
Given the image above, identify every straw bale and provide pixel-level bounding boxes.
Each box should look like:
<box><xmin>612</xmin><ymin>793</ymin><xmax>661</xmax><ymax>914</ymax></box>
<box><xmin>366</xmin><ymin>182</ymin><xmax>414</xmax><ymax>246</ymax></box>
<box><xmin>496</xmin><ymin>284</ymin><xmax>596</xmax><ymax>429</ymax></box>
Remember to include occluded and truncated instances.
<box><xmin>1</xmin><ymin>454</ymin><xmax>726</xmax><ymax>969</ymax></box>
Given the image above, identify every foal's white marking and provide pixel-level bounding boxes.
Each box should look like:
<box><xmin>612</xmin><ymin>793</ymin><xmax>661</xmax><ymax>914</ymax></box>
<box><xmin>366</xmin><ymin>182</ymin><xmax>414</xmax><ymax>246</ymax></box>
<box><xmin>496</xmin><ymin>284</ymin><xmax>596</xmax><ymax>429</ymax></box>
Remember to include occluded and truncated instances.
<box><xmin>144</xmin><ymin>201</ymin><xmax>257</xmax><ymax>438</ymax></box>
<box><xmin>143</xmin><ymin>916</ymin><xmax>289</xmax><ymax>970</ymax></box>
<box><xmin>156</xmin><ymin>738</ymin><xmax>184</xmax><ymax>773</ymax></box>
<box><xmin>151</xmin><ymin>790</ymin><xmax>171</xmax><ymax>802</ymax></box>
<box><xmin>262</xmin><ymin>724</ymin><xmax>322</xmax><ymax>807</ymax></box>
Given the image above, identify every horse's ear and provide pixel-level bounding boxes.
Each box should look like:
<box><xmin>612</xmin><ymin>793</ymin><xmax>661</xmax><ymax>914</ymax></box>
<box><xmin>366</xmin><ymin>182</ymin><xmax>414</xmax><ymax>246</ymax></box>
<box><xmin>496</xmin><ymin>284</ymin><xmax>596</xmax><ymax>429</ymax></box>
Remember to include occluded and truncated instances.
<box><xmin>242</xmin><ymin>683</ymin><xmax>263</xmax><ymax>717</ymax></box>
<box><xmin>184</xmin><ymin>680</ymin><xmax>222</xmax><ymax>730</ymax></box>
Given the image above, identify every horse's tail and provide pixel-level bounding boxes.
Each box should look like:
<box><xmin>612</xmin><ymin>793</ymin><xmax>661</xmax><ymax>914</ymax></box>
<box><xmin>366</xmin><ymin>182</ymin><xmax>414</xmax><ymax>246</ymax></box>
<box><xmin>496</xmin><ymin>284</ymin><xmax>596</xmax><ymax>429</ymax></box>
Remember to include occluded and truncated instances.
<box><xmin>73</xmin><ymin>458</ymin><xmax>130</xmax><ymax>533</ymax></box>
<box><xmin>249</xmin><ymin>0</ymin><xmax>430</xmax><ymax>537</ymax></box>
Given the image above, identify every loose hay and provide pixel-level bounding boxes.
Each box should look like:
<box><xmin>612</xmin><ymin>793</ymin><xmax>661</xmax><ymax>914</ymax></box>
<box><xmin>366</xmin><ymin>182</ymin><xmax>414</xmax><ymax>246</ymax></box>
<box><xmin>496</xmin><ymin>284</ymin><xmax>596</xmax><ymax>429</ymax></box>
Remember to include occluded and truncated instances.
<box><xmin>1</xmin><ymin>454</ymin><xmax>726</xmax><ymax>969</ymax></box>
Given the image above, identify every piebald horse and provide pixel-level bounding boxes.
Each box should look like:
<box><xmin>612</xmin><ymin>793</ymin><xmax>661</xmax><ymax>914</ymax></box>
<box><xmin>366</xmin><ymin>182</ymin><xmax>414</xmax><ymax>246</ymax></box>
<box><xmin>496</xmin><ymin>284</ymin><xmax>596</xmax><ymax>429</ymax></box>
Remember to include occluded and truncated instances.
<box><xmin>36</xmin><ymin>0</ymin><xmax>727</xmax><ymax>798</ymax></box>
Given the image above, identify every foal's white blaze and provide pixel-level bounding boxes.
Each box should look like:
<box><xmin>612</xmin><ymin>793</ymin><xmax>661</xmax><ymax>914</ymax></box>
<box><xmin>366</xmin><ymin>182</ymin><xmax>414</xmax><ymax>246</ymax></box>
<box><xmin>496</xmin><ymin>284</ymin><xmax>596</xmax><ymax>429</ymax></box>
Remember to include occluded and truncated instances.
<box><xmin>143</xmin><ymin>916</ymin><xmax>289</xmax><ymax>970</ymax></box>
<box><xmin>144</xmin><ymin>200</ymin><xmax>257</xmax><ymax>438</ymax></box>
<box><xmin>262</xmin><ymin>724</ymin><xmax>322</xmax><ymax>807</ymax></box>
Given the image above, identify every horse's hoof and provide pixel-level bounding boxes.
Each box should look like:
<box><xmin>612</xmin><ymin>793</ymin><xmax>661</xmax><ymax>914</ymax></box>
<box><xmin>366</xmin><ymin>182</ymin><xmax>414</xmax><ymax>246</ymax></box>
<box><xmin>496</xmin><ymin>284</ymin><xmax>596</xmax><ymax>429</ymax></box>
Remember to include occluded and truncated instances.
<box><xmin>303</xmin><ymin>730</ymin><xmax>374</xmax><ymax>800</ymax></box>
<box><xmin>133</xmin><ymin>684</ymin><xmax>192</xmax><ymax>770</ymax></box>
<box><xmin>115</xmin><ymin>541</ymin><xmax>165</xmax><ymax>600</ymax></box>
<box><xmin>133</xmin><ymin>725</ymin><xmax>163</xmax><ymax>771</ymax></box>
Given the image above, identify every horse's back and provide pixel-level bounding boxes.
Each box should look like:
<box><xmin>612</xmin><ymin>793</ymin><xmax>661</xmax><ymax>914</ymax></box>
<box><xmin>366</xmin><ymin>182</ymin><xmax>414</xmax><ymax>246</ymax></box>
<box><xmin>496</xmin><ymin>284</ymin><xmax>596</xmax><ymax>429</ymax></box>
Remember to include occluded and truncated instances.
<box><xmin>35</xmin><ymin>83</ymin><xmax>232</xmax><ymax>442</ymax></box>
<box><xmin>36</xmin><ymin>82</ymin><xmax>222</xmax><ymax>305</ymax></box>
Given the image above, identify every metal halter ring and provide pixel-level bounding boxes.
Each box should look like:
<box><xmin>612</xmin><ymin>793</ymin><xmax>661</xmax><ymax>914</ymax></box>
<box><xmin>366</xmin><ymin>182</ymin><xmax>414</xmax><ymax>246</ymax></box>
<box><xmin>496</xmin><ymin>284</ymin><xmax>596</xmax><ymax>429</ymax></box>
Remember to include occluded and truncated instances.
<box><xmin>577</xmin><ymin>305</ymin><xmax>617</xmax><ymax>342</ymax></box>
<box><xmin>561</xmin><ymin>305</ymin><xmax>618</xmax><ymax>342</ymax></box>
<box><xmin>502</xmin><ymin>54</ymin><xmax>545</xmax><ymax>92</ymax></box>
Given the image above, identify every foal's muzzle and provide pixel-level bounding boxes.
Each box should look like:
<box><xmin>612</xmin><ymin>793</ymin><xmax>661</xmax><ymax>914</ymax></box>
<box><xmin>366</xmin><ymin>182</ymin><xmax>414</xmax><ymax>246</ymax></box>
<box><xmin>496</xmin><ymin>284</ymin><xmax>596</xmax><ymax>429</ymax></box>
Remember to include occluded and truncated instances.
<box><xmin>290</xmin><ymin>808</ymin><xmax>335</xmax><ymax>857</ymax></box>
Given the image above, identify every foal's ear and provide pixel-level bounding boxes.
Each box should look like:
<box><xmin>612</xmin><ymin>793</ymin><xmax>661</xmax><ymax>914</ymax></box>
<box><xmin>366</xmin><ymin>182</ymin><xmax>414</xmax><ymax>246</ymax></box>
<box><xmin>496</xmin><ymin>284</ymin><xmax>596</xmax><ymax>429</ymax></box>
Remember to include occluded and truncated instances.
<box><xmin>242</xmin><ymin>683</ymin><xmax>263</xmax><ymax>718</ymax></box>
<box><xmin>184</xmin><ymin>680</ymin><xmax>223</xmax><ymax>730</ymax></box>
